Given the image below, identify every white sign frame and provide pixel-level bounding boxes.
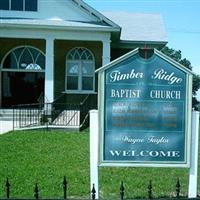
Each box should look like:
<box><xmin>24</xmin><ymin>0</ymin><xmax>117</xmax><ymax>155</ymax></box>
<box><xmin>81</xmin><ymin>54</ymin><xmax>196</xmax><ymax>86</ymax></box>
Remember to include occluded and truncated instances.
<box><xmin>97</xmin><ymin>49</ymin><xmax>193</xmax><ymax>168</ymax></box>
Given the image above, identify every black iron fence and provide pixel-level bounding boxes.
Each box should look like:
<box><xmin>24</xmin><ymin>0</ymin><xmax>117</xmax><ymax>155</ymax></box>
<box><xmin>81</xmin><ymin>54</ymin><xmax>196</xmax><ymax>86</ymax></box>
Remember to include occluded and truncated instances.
<box><xmin>1</xmin><ymin>177</ymin><xmax>199</xmax><ymax>200</ymax></box>
<box><xmin>13</xmin><ymin>103</ymin><xmax>81</xmax><ymax>129</ymax></box>
<box><xmin>13</xmin><ymin>103</ymin><xmax>44</xmax><ymax>129</ymax></box>
<box><xmin>12</xmin><ymin>94</ymin><xmax>97</xmax><ymax>130</ymax></box>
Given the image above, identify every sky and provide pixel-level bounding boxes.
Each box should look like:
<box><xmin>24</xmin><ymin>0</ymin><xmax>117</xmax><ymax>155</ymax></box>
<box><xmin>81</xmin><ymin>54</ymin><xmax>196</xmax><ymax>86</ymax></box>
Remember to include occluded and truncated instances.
<box><xmin>85</xmin><ymin>0</ymin><xmax>200</xmax><ymax>100</ymax></box>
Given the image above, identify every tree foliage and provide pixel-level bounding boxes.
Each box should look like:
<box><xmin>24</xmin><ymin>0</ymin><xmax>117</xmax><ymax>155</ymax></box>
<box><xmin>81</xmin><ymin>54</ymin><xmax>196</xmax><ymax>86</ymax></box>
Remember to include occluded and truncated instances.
<box><xmin>161</xmin><ymin>46</ymin><xmax>200</xmax><ymax>109</ymax></box>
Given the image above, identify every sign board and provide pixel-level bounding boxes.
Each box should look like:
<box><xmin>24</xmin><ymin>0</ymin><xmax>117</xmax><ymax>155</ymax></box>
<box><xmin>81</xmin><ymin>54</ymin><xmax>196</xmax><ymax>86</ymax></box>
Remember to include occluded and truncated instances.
<box><xmin>97</xmin><ymin>48</ymin><xmax>192</xmax><ymax>167</ymax></box>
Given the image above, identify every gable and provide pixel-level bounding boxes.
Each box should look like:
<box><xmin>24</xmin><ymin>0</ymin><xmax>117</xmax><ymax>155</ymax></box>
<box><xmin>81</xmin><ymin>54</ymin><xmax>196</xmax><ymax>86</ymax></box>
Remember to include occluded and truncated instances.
<box><xmin>0</xmin><ymin>0</ymin><xmax>119</xmax><ymax>28</ymax></box>
<box><xmin>38</xmin><ymin>0</ymin><xmax>102</xmax><ymax>22</ymax></box>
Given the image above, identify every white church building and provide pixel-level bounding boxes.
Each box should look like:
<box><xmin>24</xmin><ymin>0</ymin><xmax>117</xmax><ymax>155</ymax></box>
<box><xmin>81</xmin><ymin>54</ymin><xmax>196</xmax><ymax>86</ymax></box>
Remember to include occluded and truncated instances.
<box><xmin>0</xmin><ymin>0</ymin><xmax>167</xmax><ymax>130</ymax></box>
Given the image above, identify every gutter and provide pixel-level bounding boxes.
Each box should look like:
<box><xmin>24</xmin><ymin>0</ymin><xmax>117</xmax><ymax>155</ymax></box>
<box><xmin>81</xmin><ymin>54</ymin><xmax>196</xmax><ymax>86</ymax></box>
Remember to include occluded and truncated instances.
<box><xmin>112</xmin><ymin>40</ymin><xmax>168</xmax><ymax>50</ymax></box>
<box><xmin>0</xmin><ymin>21</ymin><xmax>121</xmax><ymax>33</ymax></box>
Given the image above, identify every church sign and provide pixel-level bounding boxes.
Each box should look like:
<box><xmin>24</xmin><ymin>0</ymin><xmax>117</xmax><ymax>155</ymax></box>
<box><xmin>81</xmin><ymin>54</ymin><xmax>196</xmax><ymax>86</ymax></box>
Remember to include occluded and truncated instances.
<box><xmin>97</xmin><ymin>48</ymin><xmax>192</xmax><ymax>167</ymax></box>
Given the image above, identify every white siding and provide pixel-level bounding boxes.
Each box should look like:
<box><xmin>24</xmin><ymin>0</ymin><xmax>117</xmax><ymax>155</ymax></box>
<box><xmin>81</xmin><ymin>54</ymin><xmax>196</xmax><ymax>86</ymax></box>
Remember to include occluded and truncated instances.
<box><xmin>0</xmin><ymin>0</ymin><xmax>98</xmax><ymax>22</ymax></box>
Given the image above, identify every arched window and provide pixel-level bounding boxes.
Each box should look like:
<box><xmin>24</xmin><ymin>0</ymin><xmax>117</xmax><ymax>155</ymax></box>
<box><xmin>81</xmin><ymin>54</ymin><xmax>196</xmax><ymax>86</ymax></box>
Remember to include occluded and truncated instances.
<box><xmin>2</xmin><ymin>46</ymin><xmax>45</xmax><ymax>71</ymax></box>
<box><xmin>66</xmin><ymin>47</ymin><xmax>95</xmax><ymax>92</ymax></box>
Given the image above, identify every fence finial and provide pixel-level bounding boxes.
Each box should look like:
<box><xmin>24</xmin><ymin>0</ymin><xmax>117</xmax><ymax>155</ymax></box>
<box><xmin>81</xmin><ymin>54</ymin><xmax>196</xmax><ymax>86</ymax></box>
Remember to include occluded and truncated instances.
<box><xmin>63</xmin><ymin>176</ymin><xmax>68</xmax><ymax>200</ymax></box>
<box><xmin>148</xmin><ymin>180</ymin><xmax>152</xmax><ymax>199</ymax></box>
<box><xmin>6</xmin><ymin>177</ymin><xmax>10</xmax><ymax>199</ymax></box>
<box><xmin>120</xmin><ymin>181</ymin><xmax>125</xmax><ymax>200</ymax></box>
<box><xmin>91</xmin><ymin>183</ymin><xmax>96</xmax><ymax>200</ymax></box>
<box><xmin>34</xmin><ymin>183</ymin><xmax>39</xmax><ymax>200</ymax></box>
<box><xmin>176</xmin><ymin>178</ymin><xmax>180</xmax><ymax>198</ymax></box>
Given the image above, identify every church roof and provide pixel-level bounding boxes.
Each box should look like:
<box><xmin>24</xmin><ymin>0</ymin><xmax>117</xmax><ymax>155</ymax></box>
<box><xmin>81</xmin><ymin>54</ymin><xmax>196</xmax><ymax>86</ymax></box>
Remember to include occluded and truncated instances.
<box><xmin>103</xmin><ymin>12</ymin><xmax>167</xmax><ymax>43</ymax></box>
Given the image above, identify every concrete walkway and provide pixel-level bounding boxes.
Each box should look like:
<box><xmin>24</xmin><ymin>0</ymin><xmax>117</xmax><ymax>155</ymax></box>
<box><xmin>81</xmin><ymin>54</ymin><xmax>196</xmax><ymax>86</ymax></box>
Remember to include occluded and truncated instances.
<box><xmin>0</xmin><ymin>120</ymin><xmax>13</xmax><ymax>134</ymax></box>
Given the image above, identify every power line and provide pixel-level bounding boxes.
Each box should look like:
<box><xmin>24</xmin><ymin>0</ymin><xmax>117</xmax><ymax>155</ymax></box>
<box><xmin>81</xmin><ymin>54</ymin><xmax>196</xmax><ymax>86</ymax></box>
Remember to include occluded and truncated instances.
<box><xmin>168</xmin><ymin>28</ymin><xmax>200</xmax><ymax>34</ymax></box>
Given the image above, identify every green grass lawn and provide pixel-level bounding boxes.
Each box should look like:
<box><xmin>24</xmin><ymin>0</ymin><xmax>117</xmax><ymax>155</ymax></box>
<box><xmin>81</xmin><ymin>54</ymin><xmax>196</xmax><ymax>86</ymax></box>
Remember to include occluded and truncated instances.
<box><xmin>0</xmin><ymin>129</ymin><xmax>199</xmax><ymax>199</ymax></box>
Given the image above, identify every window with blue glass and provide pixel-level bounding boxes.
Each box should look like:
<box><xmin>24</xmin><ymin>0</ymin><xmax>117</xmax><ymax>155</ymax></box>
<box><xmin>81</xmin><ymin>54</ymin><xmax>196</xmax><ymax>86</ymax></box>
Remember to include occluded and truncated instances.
<box><xmin>0</xmin><ymin>0</ymin><xmax>9</xmax><ymax>10</ymax></box>
<box><xmin>11</xmin><ymin>0</ymin><xmax>23</xmax><ymax>11</ymax></box>
<box><xmin>0</xmin><ymin>0</ymin><xmax>37</xmax><ymax>11</ymax></box>
<box><xmin>25</xmin><ymin>0</ymin><xmax>37</xmax><ymax>11</ymax></box>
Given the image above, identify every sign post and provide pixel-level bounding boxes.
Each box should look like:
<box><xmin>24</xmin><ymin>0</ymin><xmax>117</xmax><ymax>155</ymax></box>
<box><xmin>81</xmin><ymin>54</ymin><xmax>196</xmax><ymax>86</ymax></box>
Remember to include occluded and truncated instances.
<box><xmin>89</xmin><ymin>110</ymin><xmax>99</xmax><ymax>199</ymax></box>
<box><xmin>188</xmin><ymin>111</ymin><xmax>199</xmax><ymax>198</ymax></box>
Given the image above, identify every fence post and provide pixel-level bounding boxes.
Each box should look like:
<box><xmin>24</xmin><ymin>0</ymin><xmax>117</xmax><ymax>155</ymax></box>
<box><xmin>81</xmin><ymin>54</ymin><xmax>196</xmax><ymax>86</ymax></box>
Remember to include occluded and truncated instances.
<box><xmin>148</xmin><ymin>180</ymin><xmax>152</xmax><ymax>199</ymax></box>
<box><xmin>89</xmin><ymin>110</ymin><xmax>99</xmax><ymax>199</ymax></box>
<box><xmin>6</xmin><ymin>177</ymin><xmax>10</xmax><ymax>199</ymax></box>
<box><xmin>188</xmin><ymin>111</ymin><xmax>199</xmax><ymax>198</ymax></box>
<box><xmin>91</xmin><ymin>184</ymin><xmax>96</xmax><ymax>200</ymax></box>
<box><xmin>63</xmin><ymin>176</ymin><xmax>67</xmax><ymax>200</ymax></box>
<box><xmin>34</xmin><ymin>183</ymin><xmax>39</xmax><ymax>200</ymax></box>
<box><xmin>120</xmin><ymin>181</ymin><xmax>125</xmax><ymax>200</ymax></box>
<box><xmin>176</xmin><ymin>178</ymin><xmax>180</xmax><ymax>198</ymax></box>
<box><xmin>12</xmin><ymin>108</ymin><xmax>14</xmax><ymax>131</ymax></box>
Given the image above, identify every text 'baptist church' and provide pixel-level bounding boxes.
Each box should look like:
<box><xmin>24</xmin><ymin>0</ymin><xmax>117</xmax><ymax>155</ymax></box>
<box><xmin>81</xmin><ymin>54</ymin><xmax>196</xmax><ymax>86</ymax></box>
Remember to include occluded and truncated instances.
<box><xmin>110</xmin><ymin>89</ymin><xmax>181</xmax><ymax>99</ymax></box>
<box><xmin>110</xmin><ymin>68</ymin><xmax>182</xmax><ymax>99</ymax></box>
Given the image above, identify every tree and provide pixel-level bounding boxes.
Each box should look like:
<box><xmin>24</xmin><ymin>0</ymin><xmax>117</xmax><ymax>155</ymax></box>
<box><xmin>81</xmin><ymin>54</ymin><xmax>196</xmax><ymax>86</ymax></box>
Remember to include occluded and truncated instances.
<box><xmin>161</xmin><ymin>46</ymin><xmax>200</xmax><ymax>110</ymax></box>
